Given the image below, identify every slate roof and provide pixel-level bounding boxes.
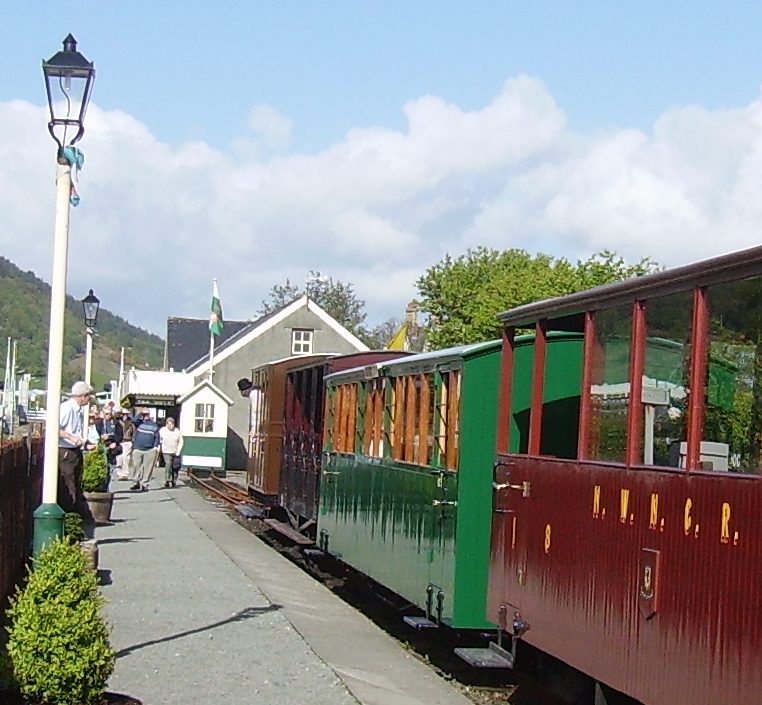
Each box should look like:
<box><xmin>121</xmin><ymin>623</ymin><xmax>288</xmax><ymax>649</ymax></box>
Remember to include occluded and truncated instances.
<box><xmin>165</xmin><ymin>317</ymin><xmax>252</xmax><ymax>372</ymax></box>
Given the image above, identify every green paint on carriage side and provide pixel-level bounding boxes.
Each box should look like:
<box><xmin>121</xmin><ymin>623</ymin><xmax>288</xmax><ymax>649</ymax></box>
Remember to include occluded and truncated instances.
<box><xmin>450</xmin><ymin>343</ymin><xmax>501</xmax><ymax>628</ymax></box>
<box><xmin>319</xmin><ymin>339</ymin><xmax>503</xmax><ymax>630</ymax></box>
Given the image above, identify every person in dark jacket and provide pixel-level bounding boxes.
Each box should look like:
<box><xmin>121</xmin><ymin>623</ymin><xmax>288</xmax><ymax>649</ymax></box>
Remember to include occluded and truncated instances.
<box><xmin>118</xmin><ymin>409</ymin><xmax>136</xmax><ymax>480</ymax></box>
<box><xmin>130</xmin><ymin>410</ymin><xmax>161</xmax><ymax>491</ymax></box>
<box><xmin>94</xmin><ymin>408</ymin><xmax>123</xmax><ymax>481</ymax></box>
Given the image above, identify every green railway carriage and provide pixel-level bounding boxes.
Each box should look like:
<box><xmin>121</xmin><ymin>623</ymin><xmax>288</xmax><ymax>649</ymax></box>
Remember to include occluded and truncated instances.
<box><xmin>319</xmin><ymin>333</ymin><xmax>585</xmax><ymax>630</ymax></box>
<box><xmin>318</xmin><ymin>341</ymin><xmax>501</xmax><ymax>629</ymax></box>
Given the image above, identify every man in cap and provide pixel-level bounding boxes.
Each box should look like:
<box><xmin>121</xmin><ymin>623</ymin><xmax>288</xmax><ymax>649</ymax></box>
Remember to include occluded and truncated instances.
<box><xmin>130</xmin><ymin>409</ymin><xmax>160</xmax><ymax>491</ymax></box>
<box><xmin>59</xmin><ymin>381</ymin><xmax>95</xmax><ymax>529</ymax></box>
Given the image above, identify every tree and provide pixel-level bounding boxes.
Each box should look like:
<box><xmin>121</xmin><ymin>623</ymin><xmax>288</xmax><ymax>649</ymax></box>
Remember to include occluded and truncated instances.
<box><xmin>417</xmin><ymin>247</ymin><xmax>659</xmax><ymax>349</ymax></box>
<box><xmin>259</xmin><ymin>271</ymin><xmax>368</xmax><ymax>336</ymax></box>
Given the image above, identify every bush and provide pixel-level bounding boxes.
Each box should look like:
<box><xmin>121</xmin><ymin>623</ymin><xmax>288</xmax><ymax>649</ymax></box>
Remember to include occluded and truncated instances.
<box><xmin>63</xmin><ymin>512</ymin><xmax>86</xmax><ymax>543</ymax></box>
<box><xmin>82</xmin><ymin>443</ymin><xmax>109</xmax><ymax>493</ymax></box>
<box><xmin>6</xmin><ymin>538</ymin><xmax>115</xmax><ymax>705</ymax></box>
<box><xmin>0</xmin><ymin>631</ymin><xmax>15</xmax><ymax>693</ymax></box>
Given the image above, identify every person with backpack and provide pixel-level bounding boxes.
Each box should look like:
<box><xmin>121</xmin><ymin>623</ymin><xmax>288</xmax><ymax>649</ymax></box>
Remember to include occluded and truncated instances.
<box><xmin>130</xmin><ymin>409</ymin><xmax>160</xmax><ymax>492</ymax></box>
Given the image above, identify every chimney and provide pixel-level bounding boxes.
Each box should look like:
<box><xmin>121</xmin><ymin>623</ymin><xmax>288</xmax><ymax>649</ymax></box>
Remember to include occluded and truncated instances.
<box><xmin>405</xmin><ymin>301</ymin><xmax>419</xmax><ymax>326</ymax></box>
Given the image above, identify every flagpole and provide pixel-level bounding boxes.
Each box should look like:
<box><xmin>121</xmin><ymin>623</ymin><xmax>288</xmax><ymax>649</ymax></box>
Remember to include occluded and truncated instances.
<box><xmin>208</xmin><ymin>278</ymin><xmax>222</xmax><ymax>382</ymax></box>
<box><xmin>208</xmin><ymin>329</ymin><xmax>215</xmax><ymax>381</ymax></box>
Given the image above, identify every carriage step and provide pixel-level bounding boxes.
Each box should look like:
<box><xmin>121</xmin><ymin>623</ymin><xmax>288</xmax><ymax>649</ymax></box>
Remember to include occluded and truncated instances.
<box><xmin>454</xmin><ymin>642</ymin><xmax>515</xmax><ymax>668</ymax></box>
<box><xmin>403</xmin><ymin>616</ymin><xmax>439</xmax><ymax>629</ymax></box>
<box><xmin>263</xmin><ymin>518</ymin><xmax>314</xmax><ymax>545</ymax></box>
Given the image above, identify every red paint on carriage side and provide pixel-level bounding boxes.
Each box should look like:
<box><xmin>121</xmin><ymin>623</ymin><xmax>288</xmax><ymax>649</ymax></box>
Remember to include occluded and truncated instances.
<box><xmin>489</xmin><ymin>456</ymin><xmax>762</xmax><ymax>705</ymax></box>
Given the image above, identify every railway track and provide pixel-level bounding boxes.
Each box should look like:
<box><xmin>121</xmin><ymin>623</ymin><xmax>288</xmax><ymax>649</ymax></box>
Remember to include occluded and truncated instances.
<box><xmin>184</xmin><ymin>472</ymin><xmax>576</xmax><ymax>705</ymax></box>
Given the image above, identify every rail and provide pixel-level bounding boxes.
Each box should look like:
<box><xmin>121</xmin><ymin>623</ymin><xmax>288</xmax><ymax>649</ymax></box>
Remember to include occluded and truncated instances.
<box><xmin>0</xmin><ymin>434</ymin><xmax>44</xmax><ymax>610</ymax></box>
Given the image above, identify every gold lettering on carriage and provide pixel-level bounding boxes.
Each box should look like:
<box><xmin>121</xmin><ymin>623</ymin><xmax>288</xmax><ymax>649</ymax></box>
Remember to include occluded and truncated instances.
<box><xmin>721</xmin><ymin>502</ymin><xmax>731</xmax><ymax>544</ymax></box>
<box><xmin>620</xmin><ymin>488</ymin><xmax>630</xmax><ymax>523</ymax></box>
<box><xmin>684</xmin><ymin>498</ymin><xmax>692</xmax><ymax>535</ymax></box>
<box><xmin>649</xmin><ymin>493</ymin><xmax>659</xmax><ymax>530</ymax></box>
<box><xmin>593</xmin><ymin>485</ymin><xmax>601</xmax><ymax>518</ymax></box>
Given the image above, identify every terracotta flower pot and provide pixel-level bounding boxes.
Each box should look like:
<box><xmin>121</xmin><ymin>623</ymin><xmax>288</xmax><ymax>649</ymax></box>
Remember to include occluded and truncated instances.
<box><xmin>80</xmin><ymin>539</ymin><xmax>99</xmax><ymax>572</ymax></box>
<box><xmin>84</xmin><ymin>491</ymin><xmax>114</xmax><ymax>525</ymax></box>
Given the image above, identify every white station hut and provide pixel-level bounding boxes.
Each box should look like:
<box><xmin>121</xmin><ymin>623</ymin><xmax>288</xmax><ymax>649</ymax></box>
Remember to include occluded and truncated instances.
<box><xmin>177</xmin><ymin>379</ymin><xmax>234</xmax><ymax>472</ymax></box>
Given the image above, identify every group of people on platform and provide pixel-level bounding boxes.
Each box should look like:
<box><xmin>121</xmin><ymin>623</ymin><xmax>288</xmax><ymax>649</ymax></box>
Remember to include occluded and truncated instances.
<box><xmin>58</xmin><ymin>381</ymin><xmax>184</xmax><ymax>528</ymax></box>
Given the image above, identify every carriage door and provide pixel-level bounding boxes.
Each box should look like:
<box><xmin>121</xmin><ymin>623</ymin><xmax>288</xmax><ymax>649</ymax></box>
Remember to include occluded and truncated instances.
<box><xmin>247</xmin><ymin>370</ymin><xmax>269</xmax><ymax>492</ymax></box>
<box><xmin>428</xmin><ymin>369</ymin><xmax>460</xmax><ymax>624</ymax></box>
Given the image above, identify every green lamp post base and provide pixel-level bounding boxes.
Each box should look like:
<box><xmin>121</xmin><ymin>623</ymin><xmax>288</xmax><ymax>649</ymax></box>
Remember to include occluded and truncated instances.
<box><xmin>33</xmin><ymin>503</ymin><xmax>65</xmax><ymax>557</ymax></box>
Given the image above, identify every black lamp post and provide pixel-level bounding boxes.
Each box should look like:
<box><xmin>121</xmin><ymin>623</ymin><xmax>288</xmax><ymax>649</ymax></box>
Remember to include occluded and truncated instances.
<box><xmin>42</xmin><ymin>34</ymin><xmax>95</xmax><ymax>152</ymax></box>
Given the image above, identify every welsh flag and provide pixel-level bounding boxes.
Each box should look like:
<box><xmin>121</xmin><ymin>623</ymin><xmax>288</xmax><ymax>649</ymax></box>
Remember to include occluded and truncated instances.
<box><xmin>209</xmin><ymin>280</ymin><xmax>223</xmax><ymax>336</ymax></box>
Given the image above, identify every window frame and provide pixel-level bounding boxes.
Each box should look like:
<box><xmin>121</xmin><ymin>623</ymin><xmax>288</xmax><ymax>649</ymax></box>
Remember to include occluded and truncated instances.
<box><xmin>291</xmin><ymin>328</ymin><xmax>314</xmax><ymax>355</ymax></box>
<box><xmin>194</xmin><ymin>402</ymin><xmax>215</xmax><ymax>434</ymax></box>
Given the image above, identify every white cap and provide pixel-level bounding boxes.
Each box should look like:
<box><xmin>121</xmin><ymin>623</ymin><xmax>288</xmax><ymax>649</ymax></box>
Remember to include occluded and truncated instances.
<box><xmin>70</xmin><ymin>381</ymin><xmax>94</xmax><ymax>397</ymax></box>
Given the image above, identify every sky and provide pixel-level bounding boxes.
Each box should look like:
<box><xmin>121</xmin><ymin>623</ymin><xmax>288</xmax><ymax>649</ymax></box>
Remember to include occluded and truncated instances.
<box><xmin>4</xmin><ymin>2</ymin><xmax>762</xmax><ymax>336</ymax></box>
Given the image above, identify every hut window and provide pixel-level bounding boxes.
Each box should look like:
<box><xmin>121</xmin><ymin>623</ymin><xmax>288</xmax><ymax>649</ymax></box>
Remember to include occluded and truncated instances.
<box><xmin>194</xmin><ymin>403</ymin><xmax>215</xmax><ymax>433</ymax></box>
<box><xmin>703</xmin><ymin>275</ymin><xmax>762</xmax><ymax>474</ymax></box>
<box><xmin>292</xmin><ymin>329</ymin><xmax>313</xmax><ymax>354</ymax></box>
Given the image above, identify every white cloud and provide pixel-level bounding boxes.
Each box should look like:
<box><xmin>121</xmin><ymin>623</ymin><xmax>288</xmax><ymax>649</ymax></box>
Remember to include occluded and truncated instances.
<box><xmin>4</xmin><ymin>77</ymin><xmax>762</xmax><ymax>339</ymax></box>
<box><xmin>248</xmin><ymin>104</ymin><xmax>293</xmax><ymax>149</ymax></box>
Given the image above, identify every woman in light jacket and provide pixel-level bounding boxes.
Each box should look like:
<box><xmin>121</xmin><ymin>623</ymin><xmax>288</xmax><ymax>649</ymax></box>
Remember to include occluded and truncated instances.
<box><xmin>159</xmin><ymin>417</ymin><xmax>184</xmax><ymax>488</ymax></box>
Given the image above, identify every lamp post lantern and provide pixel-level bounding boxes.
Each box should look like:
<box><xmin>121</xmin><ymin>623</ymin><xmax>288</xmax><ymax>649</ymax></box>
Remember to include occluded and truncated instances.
<box><xmin>33</xmin><ymin>36</ymin><xmax>95</xmax><ymax>557</ymax></box>
<box><xmin>82</xmin><ymin>289</ymin><xmax>100</xmax><ymax>385</ymax></box>
<box><xmin>81</xmin><ymin>289</ymin><xmax>99</xmax><ymax>443</ymax></box>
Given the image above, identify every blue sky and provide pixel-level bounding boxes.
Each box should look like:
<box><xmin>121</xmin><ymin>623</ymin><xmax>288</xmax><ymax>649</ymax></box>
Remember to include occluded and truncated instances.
<box><xmin>3</xmin><ymin>3</ymin><xmax>762</xmax><ymax>334</ymax></box>
<box><xmin>7</xmin><ymin>2</ymin><xmax>762</xmax><ymax>152</ymax></box>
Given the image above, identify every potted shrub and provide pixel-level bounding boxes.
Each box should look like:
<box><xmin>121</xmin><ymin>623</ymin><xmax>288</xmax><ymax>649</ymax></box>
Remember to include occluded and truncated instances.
<box><xmin>82</xmin><ymin>443</ymin><xmax>114</xmax><ymax>525</ymax></box>
<box><xmin>64</xmin><ymin>512</ymin><xmax>98</xmax><ymax>572</ymax></box>
<box><xmin>4</xmin><ymin>538</ymin><xmax>116</xmax><ymax>705</ymax></box>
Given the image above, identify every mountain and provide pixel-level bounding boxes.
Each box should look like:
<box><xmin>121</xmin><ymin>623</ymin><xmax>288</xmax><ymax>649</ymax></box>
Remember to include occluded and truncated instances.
<box><xmin>0</xmin><ymin>256</ymin><xmax>164</xmax><ymax>390</ymax></box>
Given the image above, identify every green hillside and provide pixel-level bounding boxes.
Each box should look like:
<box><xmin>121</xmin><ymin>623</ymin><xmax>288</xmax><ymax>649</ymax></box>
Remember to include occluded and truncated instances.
<box><xmin>0</xmin><ymin>257</ymin><xmax>164</xmax><ymax>389</ymax></box>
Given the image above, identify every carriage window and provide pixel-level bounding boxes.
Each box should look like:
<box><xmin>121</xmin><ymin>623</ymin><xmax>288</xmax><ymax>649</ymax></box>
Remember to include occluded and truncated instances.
<box><xmin>325</xmin><ymin>387</ymin><xmax>337</xmax><ymax>451</ymax></box>
<box><xmin>641</xmin><ymin>292</ymin><xmax>693</xmax><ymax>467</ymax></box>
<box><xmin>363</xmin><ymin>379</ymin><xmax>385</xmax><ymax>458</ymax></box>
<box><xmin>586</xmin><ymin>305</ymin><xmax>632</xmax><ymax>463</ymax></box>
<box><xmin>333</xmin><ymin>383</ymin><xmax>358</xmax><ymax>453</ymax></box>
<box><xmin>510</xmin><ymin>336</ymin><xmax>535</xmax><ymax>454</ymax></box>
<box><xmin>540</xmin><ymin>330</ymin><xmax>584</xmax><ymax>459</ymax></box>
<box><xmin>391</xmin><ymin>373</ymin><xmax>434</xmax><ymax>465</ymax></box>
<box><xmin>432</xmin><ymin>370</ymin><xmax>460</xmax><ymax>471</ymax></box>
<box><xmin>703</xmin><ymin>276</ymin><xmax>762</xmax><ymax>474</ymax></box>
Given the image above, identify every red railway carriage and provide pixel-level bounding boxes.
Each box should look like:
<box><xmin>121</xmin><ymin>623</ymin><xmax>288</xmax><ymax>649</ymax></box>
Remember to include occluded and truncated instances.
<box><xmin>488</xmin><ymin>246</ymin><xmax>762</xmax><ymax>705</ymax></box>
<box><xmin>280</xmin><ymin>350</ymin><xmax>410</xmax><ymax>532</ymax></box>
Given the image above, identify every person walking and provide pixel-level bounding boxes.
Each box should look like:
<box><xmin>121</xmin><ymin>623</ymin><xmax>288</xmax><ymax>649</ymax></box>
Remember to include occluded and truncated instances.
<box><xmin>130</xmin><ymin>410</ymin><xmax>160</xmax><ymax>492</ymax></box>
<box><xmin>58</xmin><ymin>381</ymin><xmax>95</xmax><ymax>530</ymax></box>
<box><xmin>118</xmin><ymin>409</ymin><xmax>135</xmax><ymax>481</ymax></box>
<box><xmin>159</xmin><ymin>417</ymin><xmax>184</xmax><ymax>487</ymax></box>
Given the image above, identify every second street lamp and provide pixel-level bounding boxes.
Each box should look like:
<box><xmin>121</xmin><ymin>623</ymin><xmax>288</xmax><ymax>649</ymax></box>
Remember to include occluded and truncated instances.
<box><xmin>82</xmin><ymin>289</ymin><xmax>100</xmax><ymax>387</ymax></box>
<box><xmin>34</xmin><ymin>35</ymin><xmax>95</xmax><ymax>557</ymax></box>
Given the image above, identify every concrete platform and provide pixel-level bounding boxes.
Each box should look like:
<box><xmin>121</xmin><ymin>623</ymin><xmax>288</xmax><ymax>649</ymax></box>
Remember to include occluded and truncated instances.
<box><xmin>98</xmin><ymin>479</ymin><xmax>473</xmax><ymax>705</ymax></box>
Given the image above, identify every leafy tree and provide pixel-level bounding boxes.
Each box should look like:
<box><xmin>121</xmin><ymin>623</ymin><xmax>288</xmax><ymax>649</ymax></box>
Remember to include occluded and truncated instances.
<box><xmin>259</xmin><ymin>271</ymin><xmax>368</xmax><ymax>336</ymax></box>
<box><xmin>417</xmin><ymin>247</ymin><xmax>659</xmax><ymax>349</ymax></box>
<box><xmin>259</xmin><ymin>279</ymin><xmax>302</xmax><ymax>314</ymax></box>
